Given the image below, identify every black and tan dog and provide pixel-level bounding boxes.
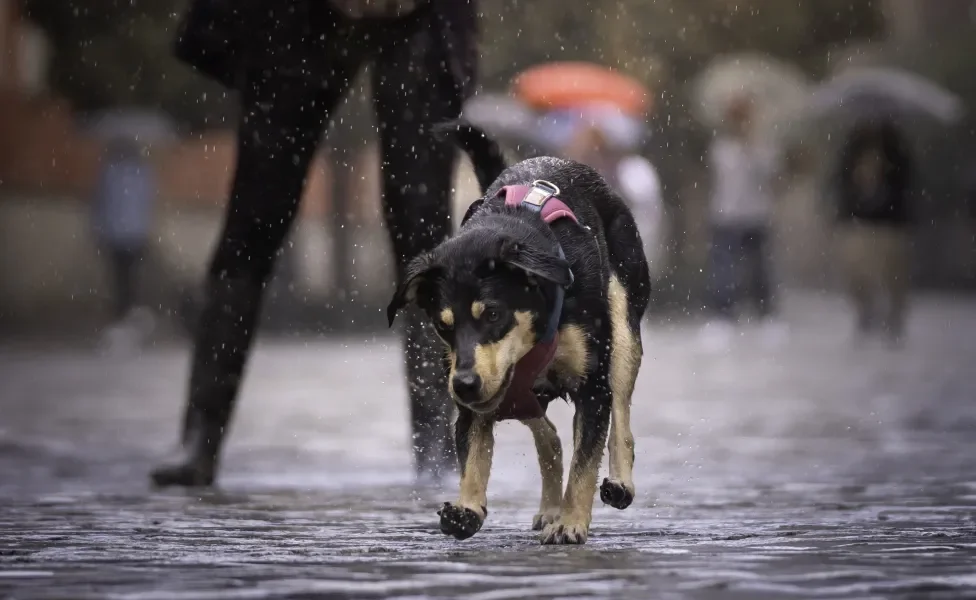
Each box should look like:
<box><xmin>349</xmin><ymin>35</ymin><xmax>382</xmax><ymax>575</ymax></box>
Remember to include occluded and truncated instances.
<box><xmin>388</xmin><ymin>124</ymin><xmax>650</xmax><ymax>545</ymax></box>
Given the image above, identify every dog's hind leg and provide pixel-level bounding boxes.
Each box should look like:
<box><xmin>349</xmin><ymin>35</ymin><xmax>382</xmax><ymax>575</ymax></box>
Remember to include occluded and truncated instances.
<box><xmin>524</xmin><ymin>417</ymin><xmax>563</xmax><ymax>530</ymax></box>
<box><xmin>601</xmin><ymin>275</ymin><xmax>641</xmax><ymax>510</ymax></box>
<box><xmin>438</xmin><ymin>408</ymin><xmax>494</xmax><ymax>540</ymax></box>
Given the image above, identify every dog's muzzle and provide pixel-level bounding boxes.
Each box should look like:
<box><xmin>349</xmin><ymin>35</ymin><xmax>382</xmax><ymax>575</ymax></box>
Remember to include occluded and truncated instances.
<box><xmin>451</xmin><ymin>366</ymin><xmax>515</xmax><ymax>413</ymax></box>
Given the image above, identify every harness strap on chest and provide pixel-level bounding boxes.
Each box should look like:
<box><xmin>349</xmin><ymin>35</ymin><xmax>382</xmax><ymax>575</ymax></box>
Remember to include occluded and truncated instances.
<box><xmin>491</xmin><ymin>180</ymin><xmax>578</xmax><ymax>422</ymax></box>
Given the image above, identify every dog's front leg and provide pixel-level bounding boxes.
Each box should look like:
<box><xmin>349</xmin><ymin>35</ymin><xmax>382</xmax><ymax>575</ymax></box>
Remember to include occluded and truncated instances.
<box><xmin>438</xmin><ymin>407</ymin><xmax>494</xmax><ymax>540</ymax></box>
<box><xmin>524</xmin><ymin>417</ymin><xmax>563</xmax><ymax>530</ymax></box>
<box><xmin>539</xmin><ymin>379</ymin><xmax>611</xmax><ymax>545</ymax></box>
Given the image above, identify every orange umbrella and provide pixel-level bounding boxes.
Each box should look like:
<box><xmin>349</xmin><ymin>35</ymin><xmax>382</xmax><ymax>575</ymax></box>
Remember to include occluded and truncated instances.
<box><xmin>512</xmin><ymin>62</ymin><xmax>651</xmax><ymax>117</ymax></box>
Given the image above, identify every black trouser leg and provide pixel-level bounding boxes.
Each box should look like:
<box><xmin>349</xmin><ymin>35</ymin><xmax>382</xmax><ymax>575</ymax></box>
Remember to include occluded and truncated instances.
<box><xmin>151</xmin><ymin>71</ymin><xmax>352</xmax><ymax>487</ymax></box>
<box><xmin>373</xmin><ymin>28</ymin><xmax>465</xmax><ymax>480</ymax></box>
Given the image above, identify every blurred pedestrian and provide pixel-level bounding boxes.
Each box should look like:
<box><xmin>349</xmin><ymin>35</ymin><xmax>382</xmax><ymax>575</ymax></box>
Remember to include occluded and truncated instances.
<box><xmin>90</xmin><ymin>138</ymin><xmax>156</xmax><ymax>353</ymax></box>
<box><xmin>699</xmin><ymin>96</ymin><xmax>787</xmax><ymax>351</ymax></box>
<box><xmin>557</xmin><ymin>107</ymin><xmax>668</xmax><ymax>287</ymax></box>
<box><xmin>150</xmin><ymin>0</ymin><xmax>478</xmax><ymax>487</ymax></box>
<box><xmin>834</xmin><ymin>117</ymin><xmax>914</xmax><ymax>345</ymax></box>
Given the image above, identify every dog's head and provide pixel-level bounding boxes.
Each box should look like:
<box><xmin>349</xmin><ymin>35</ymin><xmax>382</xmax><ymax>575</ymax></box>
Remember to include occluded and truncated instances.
<box><xmin>387</xmin><ymin>223</ymin><xmax>572</xmax><ymax>413</ymax></box>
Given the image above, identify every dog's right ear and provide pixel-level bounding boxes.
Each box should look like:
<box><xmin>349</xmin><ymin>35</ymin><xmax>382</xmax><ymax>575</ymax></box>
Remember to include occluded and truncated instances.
<box><xmin>387</xmin><ymin>252</ymin><xmax>441</xmax><ymax>327</ymax></box>
<box><xmin>498</xmin><ymin>239</ymin><xmax>574</xmax><ymax>288</ymax></box>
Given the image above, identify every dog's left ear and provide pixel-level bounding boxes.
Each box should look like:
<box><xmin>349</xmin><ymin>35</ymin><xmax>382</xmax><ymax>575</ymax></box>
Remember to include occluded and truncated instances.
<box><xmin>499</xmin><ymin>240</ymin><xmax>573</xmax><ymax>288</ymax></box>
<box><xmin>387</xmin><ymin>252</ymin><xmax>441</xmax><ymax>327</ymax></box>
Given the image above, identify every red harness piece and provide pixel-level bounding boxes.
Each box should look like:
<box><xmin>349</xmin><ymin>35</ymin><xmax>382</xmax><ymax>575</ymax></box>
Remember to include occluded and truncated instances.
<box><xmin>492</xmin><ymin>184</ymin><xmax>578</xmax><ymax>421</ymax></box>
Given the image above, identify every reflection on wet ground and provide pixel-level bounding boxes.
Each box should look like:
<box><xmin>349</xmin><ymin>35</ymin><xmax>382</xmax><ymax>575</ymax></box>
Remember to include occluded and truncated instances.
<box><xmin>2</xmin><ymin>294</ymin><xmax>976</xmax><ymax>599</ymax></box>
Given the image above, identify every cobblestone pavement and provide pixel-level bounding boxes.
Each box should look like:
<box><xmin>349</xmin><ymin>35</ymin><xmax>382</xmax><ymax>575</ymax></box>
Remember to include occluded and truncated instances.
<box><xmin>2</xmin><ymin>293</ymin><xmax>976</xmax><ymax>599</ymax></box>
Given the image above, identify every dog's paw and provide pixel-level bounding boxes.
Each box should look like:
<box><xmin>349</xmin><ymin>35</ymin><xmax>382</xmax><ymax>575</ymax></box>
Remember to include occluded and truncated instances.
<box><xmin>531</xmin><ymin>509</ymin><xmax>560</xmax><ymax>531</ymax></box>
<box><xmin>437</xmin><ymin>502</ymin><xmax>485</xmax><ymax>540</ymax></box>
<box><xmin>539</xmin><ymin>519</ymin><xmax>589</xmax><ymax>545</ymax></box>
<box><xmin>600</xmin><ymin>477</ymin><xmax>634</xmax><ymax>510</ymax></box>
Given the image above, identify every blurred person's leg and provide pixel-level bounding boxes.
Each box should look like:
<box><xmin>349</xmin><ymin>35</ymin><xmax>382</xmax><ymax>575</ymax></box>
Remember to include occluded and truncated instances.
<box><xmin>880</xmin><ymin>226</ymin><xmax>911</xmax><ymax>345</ymax></box>
<box><xmin>109</xmin><ymin>246</ymin><xmax>139</xmax><ymax>320</ymax></box>
<box><xmin>708</xmin><ymin>226</ymin><xmax>740</xmax><ymax>320</ymax></box>
<box><xmin>100</xmin><ymin>244</ymin><xmax>150</xmax><ymax>354</ymax></box>
<box><xmin>839</xmin><ymin>223</ymin><xmax>876</xmax><ymax>339</ymax></box>
<box><xmin>700</xmin><ymin>226</ymin><xmax>740</xmax><ymax>351</ymax></box>
<box><xmin>743</xmin><ymin>228</ymin><xmax>773</xmax><ymax>319</ymax></box>
<box><xmin>372</xmin><ymin>21</ymin><xmax>468</xmax><ymax>480</ymax></box>
<box><xmin>150</xmin><ymin>70</ymin><xmax>355</xmax><ymax>487</ymax></box>
<box><xmin>746</xmin><ymin>226</ymin><xmax>788</xmax><ymax>346</ymax></box>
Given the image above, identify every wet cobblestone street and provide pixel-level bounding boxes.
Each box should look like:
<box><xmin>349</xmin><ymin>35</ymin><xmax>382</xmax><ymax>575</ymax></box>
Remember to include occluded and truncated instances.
<box><xmin>2</xmin><ymin>293</ymin><xmax>976</xmax><ymax>599</ymax></box>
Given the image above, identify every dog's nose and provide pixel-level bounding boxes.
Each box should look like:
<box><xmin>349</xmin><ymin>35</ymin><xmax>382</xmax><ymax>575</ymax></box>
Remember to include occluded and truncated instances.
<box><xmin>452</xmin><ymin>371</ymin><xmax>482</xmax><ymax>401</ymax></box>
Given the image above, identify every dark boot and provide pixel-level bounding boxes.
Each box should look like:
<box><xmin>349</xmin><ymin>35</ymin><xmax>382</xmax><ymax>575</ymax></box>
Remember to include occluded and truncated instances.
<box><xmin>150</xmin><ymin>408</ymin><xmax>224</xmax><ymax>487</ymax></box>
<box><xmin>149</xmin><ymin>276</ymin><xmax>264</xmax><ymax>488</ymax></box>
<box><xmin>403</xmin><ymin>307</ymin><xmax>457</xmax><ymax>482</ymax></box>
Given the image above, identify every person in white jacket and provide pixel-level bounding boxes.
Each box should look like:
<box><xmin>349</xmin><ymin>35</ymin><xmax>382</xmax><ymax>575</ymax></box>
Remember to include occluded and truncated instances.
<box><xmin>555</xmin><ymin>105</ymin><xmax>668</xmax><ymax>283</ymax></box>
<box><xmin>699</xmin><ymin>96</ymin><xmax>787</xmax><ymax>350</ymax></box>
<box><xmin>617</xmin><ymin>153</ymin><xmax>666</xmax><ymax>279</ymax></box>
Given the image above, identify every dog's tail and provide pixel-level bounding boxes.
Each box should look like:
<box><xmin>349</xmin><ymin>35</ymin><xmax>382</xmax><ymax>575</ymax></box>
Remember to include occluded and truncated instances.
<box><xmin>433</xmin><ymin>121</ymin><xmax>507</xmax><ymax>193</ymax></box>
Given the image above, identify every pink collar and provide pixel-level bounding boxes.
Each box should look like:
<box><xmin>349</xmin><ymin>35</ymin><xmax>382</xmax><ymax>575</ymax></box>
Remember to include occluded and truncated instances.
<box><xmin>501</xmin><ymin>183</ymin><xmax>578</xmax><ymax>227</ymax></box>
<box><xmin>492</xmin><ymin>182</ymin><xmax>577</xmax><ymax>421</ymax></box>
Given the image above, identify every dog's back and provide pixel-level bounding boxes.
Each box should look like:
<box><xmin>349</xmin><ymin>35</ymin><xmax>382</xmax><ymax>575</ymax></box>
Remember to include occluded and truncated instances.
<box><xmin>439</xmin><ymin>122</ymin><xmax>651</xmax><ymax>332</ymax></box>
<box><xmin>587</xmin><ymin>172</ymin><xmax>652</xmax><ymax>335</ymax></box>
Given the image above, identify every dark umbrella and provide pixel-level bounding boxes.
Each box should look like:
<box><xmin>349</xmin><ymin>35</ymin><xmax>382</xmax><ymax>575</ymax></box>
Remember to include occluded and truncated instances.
<box><xmin>805</xmin><ymin>67</ymin><xmax>964</xmax><ymax>125</ymax></box>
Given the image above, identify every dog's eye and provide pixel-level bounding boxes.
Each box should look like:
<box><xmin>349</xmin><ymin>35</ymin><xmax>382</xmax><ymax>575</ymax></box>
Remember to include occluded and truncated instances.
<box><xmin>485</xmin><ymin>309</ymin><xmax>501</xmax><ymax>323</ymax></box>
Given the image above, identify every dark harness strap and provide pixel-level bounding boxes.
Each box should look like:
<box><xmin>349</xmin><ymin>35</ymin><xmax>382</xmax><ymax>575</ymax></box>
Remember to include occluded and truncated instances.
<box><xmin>492</xmin><ymin>180</ymin><xmax>578</xmax><ymax>421</ymax></box>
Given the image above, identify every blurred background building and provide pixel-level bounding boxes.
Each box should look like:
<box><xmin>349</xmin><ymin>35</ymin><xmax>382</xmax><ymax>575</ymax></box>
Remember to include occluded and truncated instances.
<box><xmin>1</xmin><ymin>0</ymin><xmax>973</xmax><ymax>339</ymax></box>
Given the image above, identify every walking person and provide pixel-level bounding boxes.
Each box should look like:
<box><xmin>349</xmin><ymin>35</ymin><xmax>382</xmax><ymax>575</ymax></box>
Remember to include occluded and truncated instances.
<box><xmin>558</xmin><ymin>107</ymin><xmax>667</xmax><ymax>284</ymax></box>
<box><xmin>699</xmin><ymin>96</ymin><xmax>787</xmax><ymax>351</ymax></box>
<box><xmin>91</xmin><ymin>138</ymin><xmax>156</xmax><ymax>353</ymax></box>
<box><xmin>834</xmin><ymin>117</ymin><xmax>914</xmax><ymax>346</ymax></box>
<box><xmin>150</xmin><ymin>0</ymin><xmax>478</xmax><ymax>487</ymax></box>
